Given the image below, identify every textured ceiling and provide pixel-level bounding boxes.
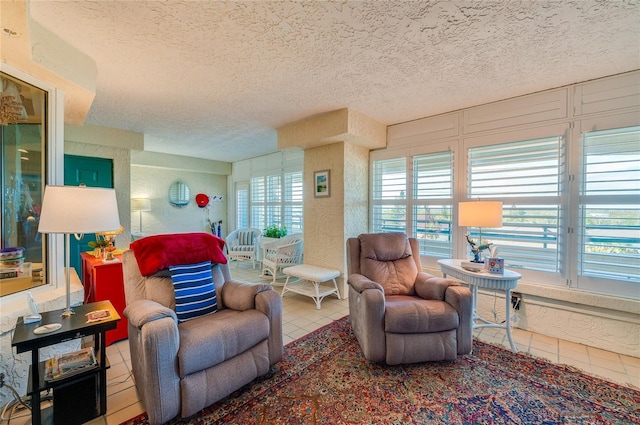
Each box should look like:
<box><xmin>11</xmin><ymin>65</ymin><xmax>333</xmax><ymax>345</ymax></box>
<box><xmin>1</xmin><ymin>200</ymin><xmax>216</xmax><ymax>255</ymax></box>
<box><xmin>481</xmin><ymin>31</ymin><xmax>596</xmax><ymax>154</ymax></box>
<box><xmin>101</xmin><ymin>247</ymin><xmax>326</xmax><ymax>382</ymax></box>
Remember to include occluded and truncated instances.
<box><xmin>27</xmin><ymin>0</ymin><xmax>640</xmax><ymax>163</ymax></box>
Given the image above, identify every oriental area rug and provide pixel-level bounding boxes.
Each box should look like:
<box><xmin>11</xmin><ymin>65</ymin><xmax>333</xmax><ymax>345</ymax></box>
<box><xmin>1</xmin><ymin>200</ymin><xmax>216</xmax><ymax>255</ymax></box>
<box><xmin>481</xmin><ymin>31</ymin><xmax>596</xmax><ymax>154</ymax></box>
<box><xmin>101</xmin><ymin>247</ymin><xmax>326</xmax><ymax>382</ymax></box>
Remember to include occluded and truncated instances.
<box><xmin>121</xmin><ymin>316</ymin><xmax>640</xmax><ymax>425</ymax></box>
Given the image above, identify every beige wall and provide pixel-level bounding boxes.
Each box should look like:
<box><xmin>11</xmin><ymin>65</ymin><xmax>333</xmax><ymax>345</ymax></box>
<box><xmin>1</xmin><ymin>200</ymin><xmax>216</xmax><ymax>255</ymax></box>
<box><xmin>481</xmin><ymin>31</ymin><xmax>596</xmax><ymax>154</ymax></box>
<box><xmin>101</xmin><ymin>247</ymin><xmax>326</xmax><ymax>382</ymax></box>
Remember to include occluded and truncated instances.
<box><xmin>131</xmin><ymin>165</ymin><xmax>227</xmax><ymax>237</ymax></box>
<box><xmin>304</xmin><ymin>142</ymin><xmax>369</xmax><ymax>297</ymax></box>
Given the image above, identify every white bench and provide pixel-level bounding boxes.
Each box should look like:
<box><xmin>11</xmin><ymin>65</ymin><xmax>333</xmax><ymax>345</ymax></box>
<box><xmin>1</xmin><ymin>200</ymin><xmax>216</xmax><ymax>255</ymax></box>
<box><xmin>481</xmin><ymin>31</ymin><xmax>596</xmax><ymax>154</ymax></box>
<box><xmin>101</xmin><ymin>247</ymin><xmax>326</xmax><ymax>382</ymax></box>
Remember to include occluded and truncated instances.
<box><xmin>281</xmin><ymin>264</ymin><xmax>341</xmax><ymax>309</ymax></box>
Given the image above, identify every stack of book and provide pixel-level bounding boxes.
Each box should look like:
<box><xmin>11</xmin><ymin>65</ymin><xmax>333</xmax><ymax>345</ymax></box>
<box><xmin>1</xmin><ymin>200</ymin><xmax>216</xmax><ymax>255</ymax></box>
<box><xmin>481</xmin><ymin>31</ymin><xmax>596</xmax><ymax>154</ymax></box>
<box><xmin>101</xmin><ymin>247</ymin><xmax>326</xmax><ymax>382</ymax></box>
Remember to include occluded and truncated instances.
<box><xmin>44</xmin><ymin>347</ymin><xmax>97</xmax><ymax>382</ymax></box>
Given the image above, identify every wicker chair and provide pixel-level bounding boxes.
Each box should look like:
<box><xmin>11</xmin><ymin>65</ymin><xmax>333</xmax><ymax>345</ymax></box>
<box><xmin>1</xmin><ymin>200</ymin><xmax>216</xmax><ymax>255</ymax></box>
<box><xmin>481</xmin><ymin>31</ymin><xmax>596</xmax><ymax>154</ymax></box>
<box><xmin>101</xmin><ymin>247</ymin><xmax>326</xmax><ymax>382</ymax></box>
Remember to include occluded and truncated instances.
<box><xmin>225</xmin><ymin>228</ymin><xmax>261</xmax><ymax>269</ymax></box>
<box><xmin>261</xmin><ymin>234</ymin><xmax>304</xmax><ymax>285</ymax></box>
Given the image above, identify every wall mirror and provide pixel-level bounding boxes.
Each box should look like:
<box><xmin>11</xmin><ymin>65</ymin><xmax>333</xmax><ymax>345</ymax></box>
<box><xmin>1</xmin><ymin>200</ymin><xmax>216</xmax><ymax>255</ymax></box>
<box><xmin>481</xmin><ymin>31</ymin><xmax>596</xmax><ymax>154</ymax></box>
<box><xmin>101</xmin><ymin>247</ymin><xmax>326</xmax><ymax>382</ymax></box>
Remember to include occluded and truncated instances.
<box><xmin>168</xmin><ymin>180</ymin><xmax>190</xmax><ymax>207</ymax></box>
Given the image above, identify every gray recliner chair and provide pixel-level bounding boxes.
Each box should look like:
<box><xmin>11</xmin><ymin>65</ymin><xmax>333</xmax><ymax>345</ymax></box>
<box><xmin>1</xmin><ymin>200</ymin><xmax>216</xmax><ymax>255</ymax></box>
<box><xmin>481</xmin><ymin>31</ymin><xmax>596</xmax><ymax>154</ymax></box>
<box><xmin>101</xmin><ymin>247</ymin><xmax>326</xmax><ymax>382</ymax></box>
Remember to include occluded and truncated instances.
<box><xmin>122</xmin><ymin>234</ymin><xmax>283</xmax><ymax>425</ymax></box>
<box><xmin>347</xmin><ymin>232</ymin><xmax>473</xmax><ymax>365</ymax></box>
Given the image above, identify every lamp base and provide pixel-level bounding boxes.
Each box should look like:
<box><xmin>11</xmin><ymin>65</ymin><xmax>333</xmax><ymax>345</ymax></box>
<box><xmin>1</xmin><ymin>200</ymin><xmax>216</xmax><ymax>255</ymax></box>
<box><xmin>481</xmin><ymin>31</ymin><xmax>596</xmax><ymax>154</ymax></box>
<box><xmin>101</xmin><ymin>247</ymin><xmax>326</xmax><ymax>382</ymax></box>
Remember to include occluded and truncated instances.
<box><xmin>61</xmin><ymin>308</ymin><xmax>75</xmax><ymax>318</ymax></box>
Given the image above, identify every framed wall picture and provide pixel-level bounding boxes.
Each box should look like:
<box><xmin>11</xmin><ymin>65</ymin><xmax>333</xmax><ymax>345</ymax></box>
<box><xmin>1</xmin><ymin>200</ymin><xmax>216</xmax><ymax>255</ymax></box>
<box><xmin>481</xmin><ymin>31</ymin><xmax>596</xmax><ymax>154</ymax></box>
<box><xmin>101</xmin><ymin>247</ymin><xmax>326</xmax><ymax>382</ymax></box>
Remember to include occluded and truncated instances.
<box><xmin>314</xmin><ymin>169</ymin><xmax>330</xmax><ymax>198</ymax></box>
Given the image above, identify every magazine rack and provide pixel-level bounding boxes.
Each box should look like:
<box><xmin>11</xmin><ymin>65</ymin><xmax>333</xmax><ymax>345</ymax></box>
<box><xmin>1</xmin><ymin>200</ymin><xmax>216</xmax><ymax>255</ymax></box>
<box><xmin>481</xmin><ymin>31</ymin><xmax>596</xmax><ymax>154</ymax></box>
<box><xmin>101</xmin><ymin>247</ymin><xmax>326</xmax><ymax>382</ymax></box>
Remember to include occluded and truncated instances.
<box><xmin>11</xmin><ymin>300</ymin><xmax>120</xmax><ymax>425</ymax></box>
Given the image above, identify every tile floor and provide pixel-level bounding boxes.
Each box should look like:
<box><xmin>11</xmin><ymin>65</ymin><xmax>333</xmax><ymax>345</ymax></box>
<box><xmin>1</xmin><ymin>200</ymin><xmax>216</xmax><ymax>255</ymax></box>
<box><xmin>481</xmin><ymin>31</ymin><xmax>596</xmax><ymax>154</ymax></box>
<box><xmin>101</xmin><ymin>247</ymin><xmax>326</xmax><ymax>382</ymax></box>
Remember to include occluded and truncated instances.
<box><xmin>81</xmin><ymin>262</ymin><xmax>638</xmax><ymax>425</ymax></box>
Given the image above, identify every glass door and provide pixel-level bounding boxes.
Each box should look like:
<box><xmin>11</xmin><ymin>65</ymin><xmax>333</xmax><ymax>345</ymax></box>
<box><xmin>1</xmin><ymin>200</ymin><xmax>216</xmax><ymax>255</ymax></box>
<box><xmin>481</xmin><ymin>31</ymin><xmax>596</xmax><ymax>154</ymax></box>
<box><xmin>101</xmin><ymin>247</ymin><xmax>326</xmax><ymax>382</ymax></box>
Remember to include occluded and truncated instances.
<box><xmin>1</xmin><ymin>72</ymin><xmax>47</xmax><ymax>296</ymax></box>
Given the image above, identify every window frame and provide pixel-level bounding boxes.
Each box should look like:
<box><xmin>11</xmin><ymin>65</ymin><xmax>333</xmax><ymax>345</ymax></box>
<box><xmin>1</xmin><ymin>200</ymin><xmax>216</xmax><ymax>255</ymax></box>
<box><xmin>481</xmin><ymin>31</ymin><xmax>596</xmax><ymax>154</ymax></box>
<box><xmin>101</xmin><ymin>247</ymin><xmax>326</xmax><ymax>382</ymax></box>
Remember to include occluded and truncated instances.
<box><xmin>461</xmin><ymin>124</ymin><xmax>570</xmax><ymax>287</ymax></box>
<box><xmin>573</xmin><ymin>113</ymin><xmax>640</xmax><ymax>298</ymax></box>
<box><xmin>0</xmin><ymin>63</ymin><xmax>64</xmax><ymax>302</ymax></box>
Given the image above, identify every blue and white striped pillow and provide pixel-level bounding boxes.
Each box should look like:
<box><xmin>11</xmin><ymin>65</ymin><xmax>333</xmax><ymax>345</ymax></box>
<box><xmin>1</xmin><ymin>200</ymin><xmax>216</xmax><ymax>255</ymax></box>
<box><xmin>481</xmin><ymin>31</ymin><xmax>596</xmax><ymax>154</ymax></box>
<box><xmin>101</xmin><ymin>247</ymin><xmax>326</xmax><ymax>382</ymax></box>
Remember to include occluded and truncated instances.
<box><xmin>169</xmin><ymin>261</ymin><xmax>218</xmax><ymax>323</ymax></box>
<box><xmin>238</xmin><ymin>231</ymin><xmax>254</xmax><ymax>246</ymax></box>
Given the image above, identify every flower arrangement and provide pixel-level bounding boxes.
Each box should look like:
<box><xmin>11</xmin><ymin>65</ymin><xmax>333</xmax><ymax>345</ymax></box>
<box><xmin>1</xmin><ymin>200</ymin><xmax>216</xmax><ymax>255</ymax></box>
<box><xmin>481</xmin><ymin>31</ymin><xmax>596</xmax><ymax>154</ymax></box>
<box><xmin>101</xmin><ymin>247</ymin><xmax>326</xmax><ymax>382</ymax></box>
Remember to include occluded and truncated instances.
<box><xmin>263</xmin><ymin>224</ymin><xmax>287</xmax><ymax>238</ymax></box>
<box><xmin>465</xmin><ymin>233</ymin><xmax>493</xmax><ymax>263</ymax></box>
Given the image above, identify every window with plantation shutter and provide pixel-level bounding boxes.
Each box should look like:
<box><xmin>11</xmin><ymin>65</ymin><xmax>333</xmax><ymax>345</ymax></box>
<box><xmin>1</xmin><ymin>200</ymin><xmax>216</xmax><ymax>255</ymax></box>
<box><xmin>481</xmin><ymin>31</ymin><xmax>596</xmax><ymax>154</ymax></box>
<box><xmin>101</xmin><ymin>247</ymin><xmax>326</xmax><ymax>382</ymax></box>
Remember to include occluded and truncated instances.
<box><xmin>265</xmin><ymin>174</ymin><xmax>282</xmax><ymax>227</ymax></box>
<box><xmin>372</xmin><ymin>157</ymin><xmax>407</xmax><ymax>234</ymax></box>
<box><xmin>243</xmin><ymin>153</ymin><xmax>303</xmax><ymax>235</ymax></box>
<box><xmin>250</xmin><ymin>176</ymin><xmax>266</xmax><ymax>230</ymax></box>
<box><xmin>413</xmin><ymin>151</ymin><xmax>454</xmax><ymax>258</ymax></box>
<box><xmin>235</xmin><ymin>182</ymin><xmax>249</xmax><ymax>229</ymax></box>
<box><xmin>466</xmin><ymin>136</ymin><xmax>563</xmax><ymax>273</ymax></box>
<box><xmin>284</xmin><ymin>171</ymin><xmax>303</xmax><ymax>233</ymax></box>
<box><xmin>578</xmin><ymin>126</ymin><xmax>640</xmax><ymax>286</ymax></box>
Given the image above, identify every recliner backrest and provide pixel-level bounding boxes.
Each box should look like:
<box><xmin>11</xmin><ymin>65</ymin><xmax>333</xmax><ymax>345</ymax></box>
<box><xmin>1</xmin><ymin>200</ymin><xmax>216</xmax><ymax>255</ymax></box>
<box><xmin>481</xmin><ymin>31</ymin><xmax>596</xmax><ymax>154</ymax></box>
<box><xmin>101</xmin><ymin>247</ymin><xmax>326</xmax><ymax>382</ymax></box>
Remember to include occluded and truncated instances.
<box><xmin>353</xmin><ymin>233</ymin><xmax>419</xmax><ymax>296</ymax></box>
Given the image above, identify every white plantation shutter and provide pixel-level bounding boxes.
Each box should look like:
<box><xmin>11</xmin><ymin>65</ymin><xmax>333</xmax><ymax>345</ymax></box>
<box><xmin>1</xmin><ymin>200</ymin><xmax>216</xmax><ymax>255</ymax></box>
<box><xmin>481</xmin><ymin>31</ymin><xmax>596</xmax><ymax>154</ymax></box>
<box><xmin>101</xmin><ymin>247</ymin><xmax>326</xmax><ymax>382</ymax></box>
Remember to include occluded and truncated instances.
<box><xmin>250</xmin><ymin>176</ymin><xmax>266</xmax><ymax>230</ymax></box>
<box><xmin>246</xmin><ymin>165</ymin><xmax>303</xmax><ymax>234</ymax></box>
<box><xmin>372</xmin><ymin>157</ymin><xmax>407</xmax><ymax>233</ymax></box>
<box><xmin>265</xmin><ymin>174</ymin><xmax>282</xmax><ymax>227</ymax></box>
<box><xmin>578</xmin><ymin>126</ymin><xmax>640</xmax><ymax>284</ymax></box>
<box><xmin>413</xmin><ymin>151</ymin><xmax>454</xmax><ymax>258</ymax></box>
<box><xmin>467</xmin><ymin>136</ymin><xmax>563</xmax><ymax>272</ymax></box>
<box><xmin>235</xmin><ymin>182</ymin><xmax>249</xmax><ymax>229</ymax></box>
<box><xmin>284</xmin><ymin>171</ymin><xmax>303</xmax><ymax>233</ymax></box>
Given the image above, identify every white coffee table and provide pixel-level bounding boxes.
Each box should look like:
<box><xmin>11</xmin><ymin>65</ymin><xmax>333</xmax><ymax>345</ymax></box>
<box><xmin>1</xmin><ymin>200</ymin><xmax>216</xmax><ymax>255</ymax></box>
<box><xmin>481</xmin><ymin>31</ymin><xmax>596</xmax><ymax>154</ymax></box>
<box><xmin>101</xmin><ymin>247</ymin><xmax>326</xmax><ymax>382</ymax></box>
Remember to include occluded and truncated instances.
<box><xmin>282</xmin><ymin>264</ymin><xmax>341</xmax><ymax>309</ymax></box>
<box><xmin>438</xmin><ymin>259</ymin><xmax>522</xmax><ymax>352</ymax></box>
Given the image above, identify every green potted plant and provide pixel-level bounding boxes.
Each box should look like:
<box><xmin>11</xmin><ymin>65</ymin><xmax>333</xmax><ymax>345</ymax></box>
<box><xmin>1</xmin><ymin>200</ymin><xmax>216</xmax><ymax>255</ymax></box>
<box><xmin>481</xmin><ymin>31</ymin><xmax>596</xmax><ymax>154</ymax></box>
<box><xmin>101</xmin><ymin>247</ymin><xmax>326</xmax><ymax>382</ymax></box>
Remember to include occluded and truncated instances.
<box><xmin>263</xmin><ymin>224</ymin><xmax>287</xmax><ymax>239</ymax></box>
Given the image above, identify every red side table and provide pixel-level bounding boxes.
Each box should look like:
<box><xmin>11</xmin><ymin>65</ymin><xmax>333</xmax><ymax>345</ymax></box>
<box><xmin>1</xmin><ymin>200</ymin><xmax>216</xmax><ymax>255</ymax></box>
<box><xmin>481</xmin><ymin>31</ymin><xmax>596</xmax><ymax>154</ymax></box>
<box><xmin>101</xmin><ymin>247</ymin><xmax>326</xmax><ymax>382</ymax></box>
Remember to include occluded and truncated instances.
<box><xmin>80</xmin><ymin>252</ymin><xmax>128</xmax><ymax>345</ymax></box>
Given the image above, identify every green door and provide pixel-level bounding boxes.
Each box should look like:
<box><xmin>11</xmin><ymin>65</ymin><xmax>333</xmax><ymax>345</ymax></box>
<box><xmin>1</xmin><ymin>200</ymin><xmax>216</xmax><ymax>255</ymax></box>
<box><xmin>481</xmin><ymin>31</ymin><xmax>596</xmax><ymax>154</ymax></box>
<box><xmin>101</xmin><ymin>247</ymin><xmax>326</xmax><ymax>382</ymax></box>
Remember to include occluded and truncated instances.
<box><xmin>64</xmin><ymin>155</ymin><xmax>114</xmax><ymax>280</ymax></box>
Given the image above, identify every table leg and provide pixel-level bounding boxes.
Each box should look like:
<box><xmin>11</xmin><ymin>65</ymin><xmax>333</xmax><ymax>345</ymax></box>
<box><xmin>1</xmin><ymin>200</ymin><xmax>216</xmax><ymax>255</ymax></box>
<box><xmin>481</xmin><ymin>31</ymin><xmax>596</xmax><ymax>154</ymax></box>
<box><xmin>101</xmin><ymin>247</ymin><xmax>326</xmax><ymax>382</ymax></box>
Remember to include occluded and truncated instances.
<box><xmin>471</xmin><ymin>283</ymin><xmax>479</xmax><ymax>324</ymax></box>
<box><xmin>281</xmin><ymin>275</ymin><xmax>291</xmax><ymax>297</ymax></box>
<box><xmin>313</xmin><ymin>280</ymin><xmax>322</xmax><ymax>310</ymax></box>
<box><xmin>98</xmin><ymin>332</ymin><xmax>107</xmax><ymax>415</ymax></box>
<box><xmin>331</xmin><ymin>278</ymin><xmax>340</xmax><ymax>300</ymax></box>
<box><xmin>31</xmin><ymin>349</ymin><xmax>41</xmax><ymax>425</ymax></box>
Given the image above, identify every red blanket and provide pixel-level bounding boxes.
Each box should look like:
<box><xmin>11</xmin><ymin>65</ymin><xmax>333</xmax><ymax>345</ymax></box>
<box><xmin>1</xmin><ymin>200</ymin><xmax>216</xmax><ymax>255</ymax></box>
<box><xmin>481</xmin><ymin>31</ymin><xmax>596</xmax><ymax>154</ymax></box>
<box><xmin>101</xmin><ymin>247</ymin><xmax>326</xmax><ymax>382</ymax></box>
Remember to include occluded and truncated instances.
<box><xmin>130</xmin><ymin>232</ymin><xmax>227</xmax><ymax>276</ymax></box>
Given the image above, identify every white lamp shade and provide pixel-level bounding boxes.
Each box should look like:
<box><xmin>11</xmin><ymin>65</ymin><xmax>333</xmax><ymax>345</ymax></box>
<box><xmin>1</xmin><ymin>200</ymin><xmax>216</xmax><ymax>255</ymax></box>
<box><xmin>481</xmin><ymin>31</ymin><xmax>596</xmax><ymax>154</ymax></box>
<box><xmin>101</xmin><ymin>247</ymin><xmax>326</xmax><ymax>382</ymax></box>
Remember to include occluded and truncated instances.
<box><xmin>38</xmin><ymin>185</ymin><xmax>121</xmax><ymax>234</ymax></box>
<box><xmin>131</xmin><ymin>198</ymin><xmax>151</xmax><ymax>212</ymax></box>
<box><xmin>458</xmin><ymin>201</ymin><xmax>503</xmax><ymax>228</ymax></box>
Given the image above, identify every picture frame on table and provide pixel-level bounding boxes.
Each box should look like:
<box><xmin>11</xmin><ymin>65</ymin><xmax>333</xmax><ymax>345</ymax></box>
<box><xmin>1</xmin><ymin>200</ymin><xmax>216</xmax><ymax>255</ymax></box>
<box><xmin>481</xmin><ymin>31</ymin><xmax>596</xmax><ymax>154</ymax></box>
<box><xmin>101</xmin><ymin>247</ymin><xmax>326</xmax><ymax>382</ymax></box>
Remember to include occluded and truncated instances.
<box><xmin>314</xmin><ymin>170</ymin><xmax>330</xmax><ymax>198</ymax></box>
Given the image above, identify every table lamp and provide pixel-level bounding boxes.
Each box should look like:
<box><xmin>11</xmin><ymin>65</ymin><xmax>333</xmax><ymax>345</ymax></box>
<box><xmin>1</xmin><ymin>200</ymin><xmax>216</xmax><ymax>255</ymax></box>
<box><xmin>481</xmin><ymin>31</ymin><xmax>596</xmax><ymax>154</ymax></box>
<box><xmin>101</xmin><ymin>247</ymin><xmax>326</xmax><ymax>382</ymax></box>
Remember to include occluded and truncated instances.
<box><xmin>458</xmin><ymin>200</ymin><xmax>503</xmax><ymax>262</ymax></box>
<box><xmin>38</xmin><ymin>185</ymin><xmax>121</xmax><ymax>318</ymax></box>
<box><xmin>131</xmin><ymin>198</ymin><xmax>151</xmax><ymax>233</ymax></box>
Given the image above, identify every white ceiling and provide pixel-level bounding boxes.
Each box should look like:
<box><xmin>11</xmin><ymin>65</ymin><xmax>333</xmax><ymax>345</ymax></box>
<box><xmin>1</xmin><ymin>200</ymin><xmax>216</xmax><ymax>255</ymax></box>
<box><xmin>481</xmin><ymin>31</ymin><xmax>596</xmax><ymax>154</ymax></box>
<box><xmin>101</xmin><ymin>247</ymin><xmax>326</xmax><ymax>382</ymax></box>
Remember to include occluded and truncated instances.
<box><xmin>27</xmin><ymin>0</ymin><xmax>639</xmax><ymax>163</ymax></box>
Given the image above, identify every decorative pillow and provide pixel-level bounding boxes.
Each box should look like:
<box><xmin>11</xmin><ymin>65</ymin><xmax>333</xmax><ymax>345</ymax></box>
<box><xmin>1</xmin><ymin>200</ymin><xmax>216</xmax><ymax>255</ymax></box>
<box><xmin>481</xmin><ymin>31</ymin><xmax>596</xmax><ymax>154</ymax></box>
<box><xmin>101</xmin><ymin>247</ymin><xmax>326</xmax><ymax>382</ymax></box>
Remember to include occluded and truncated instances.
<box><xmin>169</xmin><ymin>261</ymin><xmax>218</xmax><ymax>323</ymax></box>
<box><xmin>237</xmin><ymin>230</ymin><xmax>254</xmax><ymax>246</ymax></box>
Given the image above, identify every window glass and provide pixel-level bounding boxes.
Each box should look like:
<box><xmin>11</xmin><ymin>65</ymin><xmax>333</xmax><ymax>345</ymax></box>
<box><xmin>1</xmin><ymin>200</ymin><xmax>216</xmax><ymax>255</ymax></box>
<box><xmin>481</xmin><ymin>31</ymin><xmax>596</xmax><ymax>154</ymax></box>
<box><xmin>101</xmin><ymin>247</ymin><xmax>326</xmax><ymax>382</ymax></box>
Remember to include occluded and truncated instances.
<box><xmin>1</xmin><ymin>72</ymin><xmax>47</xmax><ymax>296</ymax></box>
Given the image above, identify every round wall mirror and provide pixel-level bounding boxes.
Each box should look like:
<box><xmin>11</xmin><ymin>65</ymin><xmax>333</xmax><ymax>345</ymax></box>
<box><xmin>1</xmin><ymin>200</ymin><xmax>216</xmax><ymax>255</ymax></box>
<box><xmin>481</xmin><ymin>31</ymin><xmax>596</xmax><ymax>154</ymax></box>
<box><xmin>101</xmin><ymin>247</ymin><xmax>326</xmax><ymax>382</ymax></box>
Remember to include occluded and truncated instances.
<box><xmin>168</xmin><ymin>181</ymin><xmax>190</xmax><ymax>207</ymax></box>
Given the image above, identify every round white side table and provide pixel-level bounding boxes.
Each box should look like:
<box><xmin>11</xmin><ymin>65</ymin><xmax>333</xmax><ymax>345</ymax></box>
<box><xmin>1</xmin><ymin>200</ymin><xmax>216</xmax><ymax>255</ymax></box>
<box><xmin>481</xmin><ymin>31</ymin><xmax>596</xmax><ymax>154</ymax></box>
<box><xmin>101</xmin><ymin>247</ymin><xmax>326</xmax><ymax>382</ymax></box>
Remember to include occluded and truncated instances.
<box><xmin>438</xmin><ymin>259</ymin><xmax>522</xmax><ymax>352</ymax></box>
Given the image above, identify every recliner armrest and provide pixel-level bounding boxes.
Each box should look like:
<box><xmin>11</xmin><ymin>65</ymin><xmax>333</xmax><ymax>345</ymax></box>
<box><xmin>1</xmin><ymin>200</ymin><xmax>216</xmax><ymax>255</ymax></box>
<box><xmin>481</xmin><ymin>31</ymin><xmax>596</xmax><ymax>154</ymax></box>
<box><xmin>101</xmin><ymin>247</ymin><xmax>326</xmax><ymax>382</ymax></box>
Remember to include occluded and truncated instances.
<box><xmin>124</xmin><ymin>299</ymin><xmax>177</xmax><ymax>328</ymax></box>
<box><xmin>221</xmin><ymin>279</ymin><xmax>273</xmax><ymax>311</ymax></box>
<box><xmin>347</xmin><ymin>273</ymin><xmax>384</xmax><ymax>293</ymax></box>
<box><xmin>414</xmin><ymin>273</ymin><xmax>460</xmax><ymax>301</ymax></box>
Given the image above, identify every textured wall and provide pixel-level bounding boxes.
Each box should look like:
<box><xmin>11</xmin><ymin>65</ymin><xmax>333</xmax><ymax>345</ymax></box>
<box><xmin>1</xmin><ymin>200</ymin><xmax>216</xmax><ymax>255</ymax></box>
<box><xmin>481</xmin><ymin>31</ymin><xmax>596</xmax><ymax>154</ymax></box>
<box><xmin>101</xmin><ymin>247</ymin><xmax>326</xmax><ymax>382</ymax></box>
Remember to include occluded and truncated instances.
<box><xmin>344</xmin><ymin>142</ymin><xmax>369</xmax><ymax>246</ymax></box>
<box><xmin>131</xmin><ymin>165</ymin><xmax>227</xmax><ymax>237</ymax></box>
<box><xmin>304</xmin><ymin>142</ymin><xmax>369</xmax><ymax>298</ymax></box>
<box><xmin>304</xmin><ymin>143</ymin><xmax>345</xmax><ymax>291</ymax></box>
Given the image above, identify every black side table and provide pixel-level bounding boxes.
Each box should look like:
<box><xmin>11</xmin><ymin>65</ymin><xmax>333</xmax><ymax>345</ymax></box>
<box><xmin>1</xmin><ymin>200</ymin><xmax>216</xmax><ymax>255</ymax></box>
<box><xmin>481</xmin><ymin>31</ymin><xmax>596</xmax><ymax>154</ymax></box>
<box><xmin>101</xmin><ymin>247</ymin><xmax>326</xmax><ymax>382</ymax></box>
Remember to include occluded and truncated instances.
<box><xmin>11</xmin><ymin>300</ymin><xmax>120</xmax><ymax>425</ymax></box>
